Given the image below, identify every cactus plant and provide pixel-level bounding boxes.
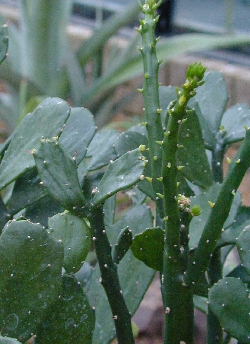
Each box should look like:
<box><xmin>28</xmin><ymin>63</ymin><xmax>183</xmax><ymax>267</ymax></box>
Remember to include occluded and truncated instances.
<box><xmin>2</xmin><ymin>2</ymin><xmax>250</xmax><ymax>343</ymax></box>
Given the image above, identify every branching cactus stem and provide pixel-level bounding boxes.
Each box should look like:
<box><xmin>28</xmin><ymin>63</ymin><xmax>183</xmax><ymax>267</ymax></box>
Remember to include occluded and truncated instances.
<box><xmin>90</xmin><ymin>206</ymin><xmax>135</xmax><ymax>344</ymax></box>
<box><xmin>161</xmin><ymin>62</ymin><xmax>206</xmax><ymax>343</ymax></box>
<box><xmin>185</xmin><ymin>128</ymin><xmax>250</xmax><ymax>286</ymax></box>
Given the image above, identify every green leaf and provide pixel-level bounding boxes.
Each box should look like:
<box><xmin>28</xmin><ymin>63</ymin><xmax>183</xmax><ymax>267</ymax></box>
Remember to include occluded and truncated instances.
<box><xmin>176</xmin><ymin>109</ymin><xmax>213</xmax><ymax>188</ymax></box>
<box><xmin>59</xmin><ymin>107</ymin><xmax>96</xmax><ymax>165</ymax></box>
<box><xmin>92</xmin><ymin>149</ymin><xmax>145</xmax><ymax>206</ymax></box>
<box><xmin>194</xmin><ymin>71</ymin><xmax>228</xmax><ymax>149</ymax></box>
<box><xmin>84</xmin><ymin>204</ymin><xmax>155</xmax><ymax>344</ymax></box>
<box><xmin>227</xmin><ymin>265</ymin><xmax>250</xmax><ymax>284</ymax></box>
<box><xmin>87</xmin><ymin>129</ymin><xmax>118</xmax><ymax>171</ymax></box>
<box><xmin>159</xmin><ymin>86</ymin><xmax>177</xmax><ymax>124</ymax></box>
<box><xmin>48</xmin><ymin>213</ymin><xmax>91</xmax><ymax>273</ymax></box>
<box><xmin>113</xmin><ymin>227</ymin><xmax>132</xmax><ymax>265</ymax></box>
<box><xmin>36</xmin><ymin>275</ymin><xmax>95</xmax><ymax>344</ymax></box>
<box><xmin>0</xmin><ymin>337</ymin><xmax>22</xmax><ymax>344</ymax></box>
<box><xmin>20</xmin><ymin>0</ymin><xmax>72</xmax><ymax>92</ymax></box>
<box><xmin>0</xmin><ymin>195</ymin><xmax>8</xmax><ymax>232</ymax></box>
<box><xmin>76</xmin><ymin>2</ymin><xmax>140</xmax><ymax>68</ymax></box>
<box><xmin>209</xmin><ymin>277</ymin><xmax>250</xmax><ymax>343</ymax></box>
<box><xmin>114</xmin><ymin>131</ymin><xmax>147</xmax><ymax>157</ymax></box>
<box><xmin>7</xmin><ymin>168</ymin><xmax>47</xmax><ymax>216</ymax></box>
<box><xmin>34</xmin><ymin>138</ymin><xmax>86</xmax><ymax>215</ymax></box>
<box><xmin>80</xmin><ymin>33</ymin><xmax>250</xmax><ymax>107</ymax></box>
<box><xmin>25</xmin><ymin>195</ymin><xmax>63</xmax><ymax>228</ymax></box>
<box><xmin>103</xmin><ymin>195</ymin><xmax>116</xmax><ymax>228</ymax></box>
<box><xmin>221</xmin><ymin>103</ymin><xmax>250</xmax><ymax>145</ymax></box>
<box><xmin>236</xmin><ymin>224</ymin><xmax>250</xmax><ymax>275</ymax></box>
<box><xmin>0</xmin><ymin>98</ymin><xmax>70</xmax><ymax>190</ymax></box>
<box><xmin>0</xmin><ymin>23</ymin><xmax>8</xmax><ymax>65</ymax></box>
<box><xmin>131</xmin><ymin>228</ymin><xmax>164</xmax><ymax>271</ymax></box>
<box><xmin>217</xmin><ymin>219</ymin><xmax>250</xmax><ymax>248</ymax></box>
<box><xmin>0</xmin><ymin>220</ymin><xmax>63</xmax><ymax>342</ymax></box>
<box><xmin>217</xmin><ymin>206</ymin><xmax>250</xmax><ymax>248</ymax></box>
<box><xmin>114</xmin><ymin>130</ymin><xmax>154</xmax><ymax>199</ymax></box>
<box><xmin>193</xmin><ymin>295</ymin><xmax>208</xmax><ymax>314</ymax></box>
<box><xmin>189</xmin><ymin>184</ymin><xmax>241</xmax><ymax>250</ymax></box>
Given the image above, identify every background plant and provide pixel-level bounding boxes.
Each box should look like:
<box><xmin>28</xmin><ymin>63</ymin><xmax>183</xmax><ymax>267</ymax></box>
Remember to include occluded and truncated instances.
<box><xmin>1</xmin><ymin>1</ymin><xmax>250</xmax><ymax>343</ymax></box>
<box><xmin>0</xmin><ymin>0</ymin><xmax>250</xmax><ymax>138</ymax></box>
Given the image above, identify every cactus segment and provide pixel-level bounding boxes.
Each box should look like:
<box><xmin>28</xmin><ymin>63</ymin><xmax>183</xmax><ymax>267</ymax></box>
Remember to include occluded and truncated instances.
<box><xmin>0</xmin><ymin>23</ymin><xmax>8</xmax><ymax>65</ymax></box>
<box><xmin>48</xmin><ymin>213</ymin><xmax>91</xmax><ymax>273</ymax></box>
<box><xmin>113</xmin><ymin>227</ymin><xmax>133</xmax><ymax>265</ymax></box>
<box><xmin>138</xmin><ymin>0</ymin><xmax>164</xmax><ymax>218</ymax></box>
<box><xmin>0</xmin><ymin>220</ymin><xmax>63</xmax><ymax>341</ymax></box>
<box><xmin>92</xmin><ymin>149</ymin><xmax>145</xmax><ymax>206</ymax></box>
<box><xmin>35</xmin><ymin>275</ymin><xmax>95</xmax><ymax>344</ymax></box>
<box><xmin>208</xmin><ymin>277</ymin><xmax>250</xmax><ymax>343</ymax></box>
<box><xmin>34</xmin><ymin>139</ymin><xmax>86</xmax><ymax>216</ymax></box>
<box><xmin>86</xmin><ymin>130</ymin><xmax>119</xmax><ymax>171</ymax></box>
<box><xmin>0</xmin><ymin>98</ymin><xmax>70</xmax><ymax>190</ymax></box>
<box><xmin>59</xmin><ymin>107</ymin><xmax>96</xmax><ymax>165</ymax></box>
<box><xmin>131</xmin><ymin>227</ymin><xmax>164</xmax><ymax>271</ymax></box>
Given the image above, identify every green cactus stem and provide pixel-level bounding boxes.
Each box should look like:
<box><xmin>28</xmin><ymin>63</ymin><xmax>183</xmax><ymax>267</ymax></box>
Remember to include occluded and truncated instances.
<box><xmin>161</xmin><ymin>62</ymin><xmax>206</xmax><ymax>343</ymax></box>
<box><xmin>137</xmin><ymin>0</ymin><xmax>164</xmax><ymax>220</ymax></box>
<box><xmin>185</xmin><ymin>128</ymin><xmax>250</xmax><ymax>286</ymax></box>
<box><xmin>207</xmin><ymin>133</ymin><xmax>224</xmax><ymax>344</ymax></box>
<box><xmin>89</xmin><ymin>205</ymin><xmax>135</xmax><ymax>344</ymax></box>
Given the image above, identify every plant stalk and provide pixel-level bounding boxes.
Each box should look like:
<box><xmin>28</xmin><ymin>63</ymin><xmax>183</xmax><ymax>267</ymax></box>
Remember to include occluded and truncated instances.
<box><xmin>161</xmin><ymin>75</ymin><xmax>205</xmax><ymax>343</ymax></box>
<box><xmin>137</xmin><ymin>0</ymin><xmax>164</xmax><ymax>221</ymax></box>
<box><xmin>90</xmin><ymin>205</ymin><xmax>135</xmax><ymax>344</ymax></box>
<box><xmin>207</xmin><ymin>146</ymin><xmax>224</xmax><ymax>344</ymax></box>
<box><xmin>185</xmin><ymin>128</ymin><xmax>250</xmax><ymax>285</ymax></box>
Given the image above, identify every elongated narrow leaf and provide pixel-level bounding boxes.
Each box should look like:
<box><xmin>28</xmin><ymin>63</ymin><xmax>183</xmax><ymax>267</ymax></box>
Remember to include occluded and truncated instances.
<box><xmin>36</xmin><ymin>275</ymin><xmax>95</xmax><ymax>344</ymax></box>
<box><xmin>0</xmin><ymin>98</ymin><xmax>70</xmax><ymax>190</ymax></box>
<box><xmin>0</xmin><ymin>23</ymin><xmax>8</xmax><ymax>65</ymax></box>
<box><xmin>48</xmin><ymin>213</ymin><xmax>91</xmax><ymax>273</ymax></box>
<box><xmin>92</xmin><ymin>149</ymin><xmax>145</xmax><ymax>206</ymax></box>
<box><xmin>0</xmin><ymin>337</ymin><xmax>22</xmax><ymax>344</ymax></box>
<box><xmin>80</xmin><ymin>34</ymin><xmax>250</xmax><ymax>107</ymax></box>
<box><xmin>209</xmin><ymin>277</ymin><xmax>250</xmax><ymax>343</ymax></box>
<box><xmin>0</xmin><ymin>220</ymin><xmax>63</xmax><ymax>342</ymax></box>
<box><xmin>34</xmin><ymin>139</ymin><xmax>86</xmax><ymax>215</ymax></box>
